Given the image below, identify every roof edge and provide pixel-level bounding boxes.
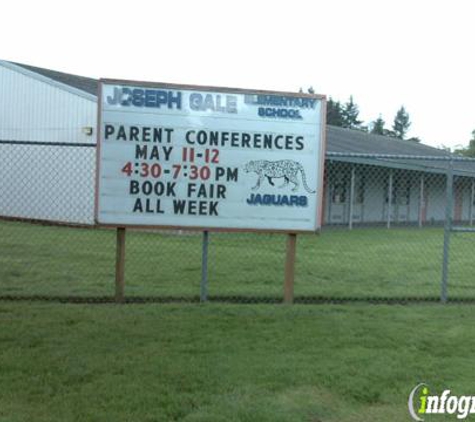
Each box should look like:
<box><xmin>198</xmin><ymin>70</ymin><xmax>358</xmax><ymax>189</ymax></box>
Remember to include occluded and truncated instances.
<box><xmin>326</xmin><ymin>125</ymin><xmax>452</xmax><ymax>157</ymax></box>
<box><xmin>0</xmin><ymin>60</ymin><xmax>97</xmax><ymax>102</ymax></box>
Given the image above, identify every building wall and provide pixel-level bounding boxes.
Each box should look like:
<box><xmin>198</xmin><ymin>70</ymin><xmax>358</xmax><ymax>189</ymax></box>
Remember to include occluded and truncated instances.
<box><xmin>0</xmin><ymin>63</ymin><xmax>97</xmax><ymax>224</ymax></box>
<box><xmin>0</xmin><ymin>65</ymin><xmax>472</xmax><ymax>227</ymax></box>
<box><xmin>0</xmin><ymin>63</ymin><xmax>96</xmax><ymax>143</ymax></box>
<box><xmin>324</xmin><ymin>162</ymin><xmax>474</xmax><ymax>226</ymax></box>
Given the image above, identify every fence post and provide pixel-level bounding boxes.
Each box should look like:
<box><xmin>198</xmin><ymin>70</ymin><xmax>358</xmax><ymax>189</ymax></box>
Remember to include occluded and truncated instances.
<box><xmin>200</xmin><ymin>230</ymin><xmax>209</xmax><ymax>302</ymax></box>
<box><xmin>441</xmin><ymin>159</ymin><xmax>454</xmax><ymax>303</ymax></box>
<box><xmin>115</xmin><ymin>227</ymin><xmax>126</xmax><ymax>303</ymax></box>
<box><xmin>284</xmin><ymin>233</ymin><xmax>297</xmax><ymax>304</ymax></box>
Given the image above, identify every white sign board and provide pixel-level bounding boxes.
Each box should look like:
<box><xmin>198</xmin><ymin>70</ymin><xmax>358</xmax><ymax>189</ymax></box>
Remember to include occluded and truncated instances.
<box><xmin>96</xmin><ymin>80</ymin><xmax>326</xmax><ymax>232</ymax></box>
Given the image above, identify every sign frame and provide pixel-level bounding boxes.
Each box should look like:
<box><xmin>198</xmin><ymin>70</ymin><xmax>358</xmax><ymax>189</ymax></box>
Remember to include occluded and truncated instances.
<box><xmin>94</xmin><ymin>79</ymin><xmax>327</xmax><ymax>233</ymax></box>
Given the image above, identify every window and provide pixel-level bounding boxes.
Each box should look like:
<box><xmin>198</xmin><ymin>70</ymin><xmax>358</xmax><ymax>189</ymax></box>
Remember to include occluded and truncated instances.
<box><xmin>395</xmin><ymin>178</ymin><xmax>411</xmax><ymax>205</ymax></box>
<box><xmin>385</xmin><ymin>174</ymin><xmax>410</xmax><ymax>205</ymax></box>
<box><xmin>355</xmin><ymin>173</ymin><xmax>365</xmax><ymax>204</ymax></box>
<box><xmin>331</xmin><ymin>173</ymin><xmax>347</xmax><ymax>204</ymax></box>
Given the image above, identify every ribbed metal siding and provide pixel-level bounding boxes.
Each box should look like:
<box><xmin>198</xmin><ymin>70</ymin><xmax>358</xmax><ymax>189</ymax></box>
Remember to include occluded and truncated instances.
<box><xmin>0</xmin><ymin>64</ymin><xmax>97</xmax><ymax>224</ymax></box>
<box><xmin>0</xmin><ymin>64</ymin><xmax>96</xmax><ymax>143</ymax></box>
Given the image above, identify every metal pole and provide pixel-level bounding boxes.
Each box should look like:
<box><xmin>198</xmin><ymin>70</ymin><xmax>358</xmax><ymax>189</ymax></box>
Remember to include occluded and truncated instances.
<box><xmin>328</xmin><ymin>166</ymin><xmax>333</xmax><ymax>223</ymax></box>
<box><xmin>115</xmin><ymin>227</ymin><xmax>126</xmax><ymax>303</ymax></box>
<box><xmin>418</xmin><ymin>174</ymin><xmax>424</xmax><ymax>228</ymax></box>
<box><xmin>441</xmin><ymin>159</ymin><xmax>454</xmax><ymax>303</ymax></box>
<box><xmin>200</xmin><ymin>230</ymin><xmax>209</xmax><ymax>302</ymax></box>
<box><xmin>348</xmin><ymin>166</ymin><xmax>355</xmax><ymax>230</ymax></box>
<box><xmin>470</xmin><ymin>180</ymin><xmax>474</xmax><ymax>226</ymax></box>
<box><xmin>284</xmin><ymin>233</ymin><xmax>297</xmax><ymax>304</ymax></box>
<box><xmin>387</xmin><ymin>171</ymin><xmax>393</xmax><ymax>229</ymax></box>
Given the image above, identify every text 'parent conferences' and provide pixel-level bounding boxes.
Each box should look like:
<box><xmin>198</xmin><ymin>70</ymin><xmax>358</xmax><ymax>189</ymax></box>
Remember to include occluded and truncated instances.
<box><xmin>103</xmin><ymin>124</ymin><xmax>308</xmax><ymax>151</ymax></box>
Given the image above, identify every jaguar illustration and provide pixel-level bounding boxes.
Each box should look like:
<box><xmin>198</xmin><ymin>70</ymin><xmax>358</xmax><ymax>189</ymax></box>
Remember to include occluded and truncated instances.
<box><xmin>244</xmin><ymin>159</ymin><xmax>315</xmax><ymax>193</ymax></box>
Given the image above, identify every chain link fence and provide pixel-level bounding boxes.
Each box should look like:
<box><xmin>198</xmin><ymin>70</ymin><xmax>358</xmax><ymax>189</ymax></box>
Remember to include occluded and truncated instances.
<box><xmin>1</xmin><ymin>141</ymin><xmax>475</xmax><ymax>303</ymax></box>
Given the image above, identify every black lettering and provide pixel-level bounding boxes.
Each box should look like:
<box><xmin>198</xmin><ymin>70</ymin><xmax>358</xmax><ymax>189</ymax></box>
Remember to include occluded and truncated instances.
<box><xmin>133</xmin><ymin>198</ymin><xmax>143</xmax><ymax>212</ymax></box>
<box><xmin>187</xmin><ymin>183</ymin><xmax>197</xmax><ymax>196</ymax></box>
<box><xmin>165</xmin><ymin>128</ymin><xmax>174</xmax><ymax>143</ymax></box>
<box><xmin>163</xmin><ymin>146</ymin><xmax>173</xmax><ymax>161</ymax></box>
<box><xmin>142</xmin><ymin>181</ymin><xmax>152</xmax><ymax>195</ymax></box>
<box><xmin>263</xmin><ymin>134</ymin><xmax>273</xmax><ymax>149</ymax></box>
<box><xmin>105</xmin><ymin>124</ymin><xmax>115</xmax><ymax>139</ymax></box>
<box><xmin>209</xmin><ymin>201</ymin><xmax>218</xmax><ymax>215</ymax></box>
<box><xmin>217</xmin><ymin>185</ymin><xmax>226</xmax><ymax>199</ymax></box>
<box><xmin>188</xmin><ymin>201</ymin><xmax>197</xmax><ymax>214</ymax></box>
<box><xmin>285</xmin><ymin>135</ymin><xmax>293</xmax><ymax>150</ymax></box>
<box><xmin>197</xmin><ymin>131</ymin><xmax>207</xmax><ymax>145</ymax></box>
<box><xmin>241</xmin><ymin>133</ymin><xmax>251</xmax><ymax>148</ymax></box>
<box><xmin>135</xmin><ymin>145</ymin><xmax>147</xmax><ymax>160</ymax></box>
<box><xmin>199</xmin><ymin>201</ymin><xmax>208</xmax><ymax>215</ymax></box>
<box><xmin>186</xmin><ymin>130</ymin><xmax>195</xmax><ymax>144</ymax></box>
<box><xmin>253</xmin><ymin>133</ymin><xmax>262</xmax><ymax>148</ymax></box>
<box><xmin>274</xmin><ymin>135</ymin><xmax>284</xmax><ymax>149</ymax></box>
<box><xmin>150</xmin><ymin>146</ymin><xmax>160</xmax><ymax>160</ymax></box>
<box><xmin>209</xmin><ymin>131</ymin><xmax>219</xmax><ymax>146</ymax></box>
<box><xmin>197</xmin><ymin>184</ymin><xmax>207</xmax><ymax>198</ymax></box>
<box><xmin>166</xmin><ymin>182</ymin><xmax>176</xmax><ymax>196</ymax></box>
<box><xmin>231</xmin><ymin>132</ymin><xmax>240</xmax><ymax>147</ymax></box>
<box><xmin>215</xmin><ymin>168</ymin><xmax>225</xmax><ymax>181</ymax></box>
<box><xmin>226</xmin><ymin>167</ymin><xmax>238</xmax><ymax>182</ymax></box>
<box><xmin>117</xmin><ymin>126</ymin><xmax>127</xmax><ymax>141</ymax></box>
<box><xmin>153</xmin><ymin>182</ymin><xmax>164</xmax><ymax>196</ymax></box>
<box><xmin>130</xmin><ymin>126</ymin><xmax>140</xmax><ymax>141</ymax></box>
<box><xmin>142</xmin><ymin>127</ymin><xmax>151</xmax><ymax>142</ymax></box>
<box><xmin>173</xmin><ymin>200</ymin><xmax>186</xmax><ymax>214</ymax></box>
<box><xmin>130</xmin><ymin>180</ymin><xmax>139</xmax><ymax>194</ymax></box>
<box><xmin>221</xmin><ymin>132</ymin><xmax>229</xmax><ymax>144</ymax></box>
<box><xmin>152</xmin><ymin>128</ymin><xmax>162</xmax><ymax>143</ymax></box>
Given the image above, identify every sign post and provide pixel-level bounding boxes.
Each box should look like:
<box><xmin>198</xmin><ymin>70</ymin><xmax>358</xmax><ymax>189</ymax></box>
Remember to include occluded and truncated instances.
<box><xmin>95</xmin><ymin>80</ymin><xmax>326</xmax><ymax>301</ymax></box>
<box><xmin>115</xmin><ymin>227</ymin><xmax>126</xmax><ymax>302</ymax></box>
<box><xmin>200</xmin><ymin>230</ymin><xmax>209</xmax><ymax>302</ymax></box>
<box><xmin>284</xmin><ymin>233</ymin><xmax>297</xmax><ymax>303</ymax></box>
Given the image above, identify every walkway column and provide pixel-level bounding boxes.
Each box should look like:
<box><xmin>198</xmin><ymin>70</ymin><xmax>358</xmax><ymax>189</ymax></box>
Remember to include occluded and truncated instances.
<box><xmin>418</xmin><ymin>174</ymin><xmax>425</xmax><ymax>228</ymax></box>
<box><xmin>387</xmin><ymin>171</ymin><xmax>393</xmax><ymax>229</ymax></box>
<box><xmin>470</xmin><ymin>180</ymin><xmax>474</xmax><ymax>226</ymax></box>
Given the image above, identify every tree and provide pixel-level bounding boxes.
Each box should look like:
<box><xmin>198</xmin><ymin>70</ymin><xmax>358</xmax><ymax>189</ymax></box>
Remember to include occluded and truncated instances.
<box><xmin>392</xmin><ymin>106</ymin><xmax>411</xmax><ymax>139</ymax></box>
<box><xmin>299</xmin><ymin>86</ymin><xmax>316</xmax><ymax>94</ymax></box>
<box><xmin>341</xmin><ymin>96</ymin><xmax>363</xmax><ymax>129</ymax></box>
<box><xmin>326</xmin><ymin>97</ymin><xmax>344</xmax><ymax>127</ymax></box>
<box><xmin>454</xmin><ymin>129</ymin><xmax>475</xmax><ymax>157</ymax></box>
<box><xmin>370</xmin><ymin>115</ymin><xmax>386</xmax><ymax>135</ymax></box>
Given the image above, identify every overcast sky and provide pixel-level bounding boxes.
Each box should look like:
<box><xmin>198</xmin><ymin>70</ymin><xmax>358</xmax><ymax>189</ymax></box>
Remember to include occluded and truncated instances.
<box><xmin>2</xmin><ymin>0</ymin><xmax>474</xmax><ymax>149</ymax></box>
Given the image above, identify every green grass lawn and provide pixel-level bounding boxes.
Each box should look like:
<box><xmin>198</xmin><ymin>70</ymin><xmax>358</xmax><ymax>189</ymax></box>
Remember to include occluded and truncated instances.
<box><xmin>1</xmin><ymin>220</ymin><xmax>475</xmax><ymax>300</ymax></box>
<box><xmin>2</xmin><ymin>222</ymin><xmax>475</xmax><ymax>420</ymax></box>
<box><xmin>1</xmin><ymin>302</ymin><xmax>475</xmax><ymax>421</ymax></box>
